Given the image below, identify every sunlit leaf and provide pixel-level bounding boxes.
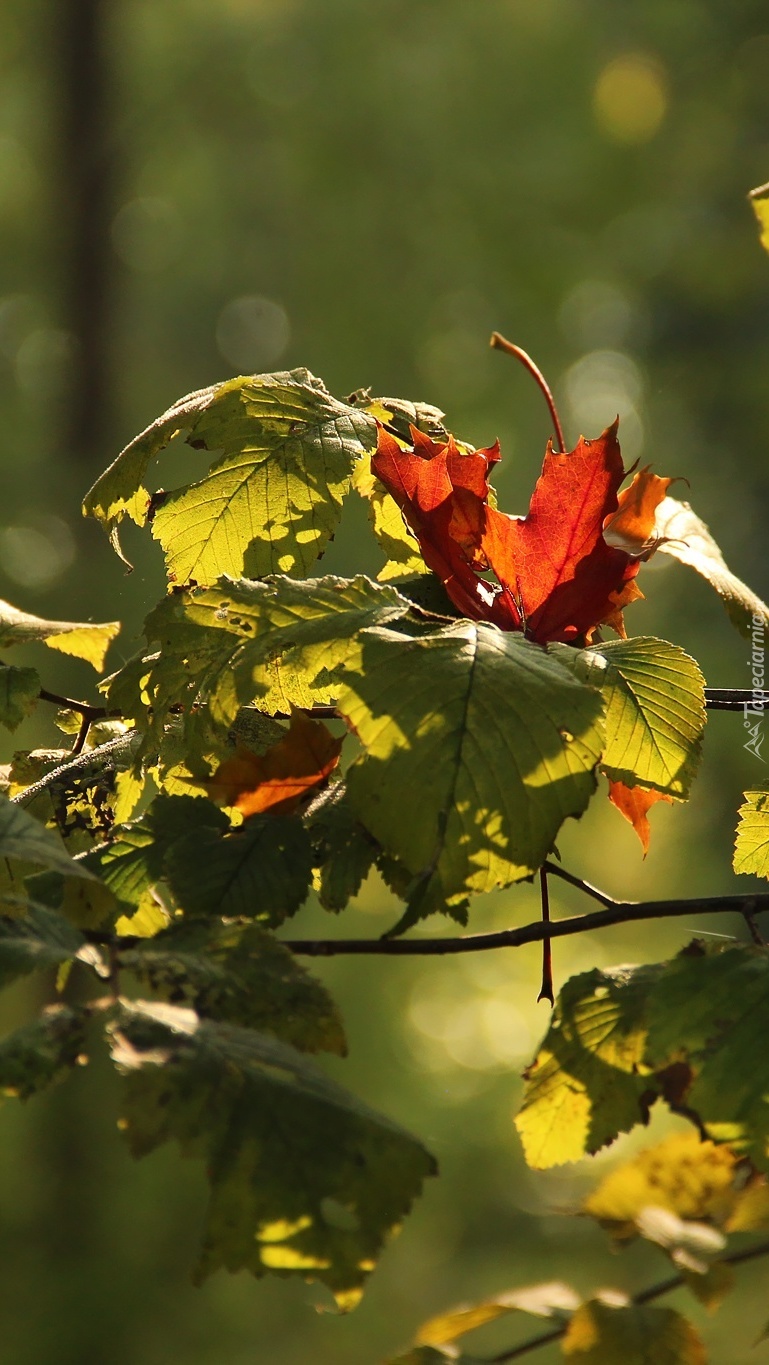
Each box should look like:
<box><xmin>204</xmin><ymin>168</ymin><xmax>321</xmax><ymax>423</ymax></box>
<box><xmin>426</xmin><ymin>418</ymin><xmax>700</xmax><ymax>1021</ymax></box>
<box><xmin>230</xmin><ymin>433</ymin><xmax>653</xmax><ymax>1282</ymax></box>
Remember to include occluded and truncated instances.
<box><xmin>413</xmin><ymin>1281</ymin><xmax>580</xmax><ymax>1347</ymax></box>
<box><xmin>583</xmin><ymin>1133</ymin><xmax>741</xmax><ymax>1241</ymax></box>
<box><xmin>518</xmin><ymin>945</ymin><xmax>769</xmax><ymax>1171</ymax></box>
<box><xmin>607</xmin><ymin>780</ymin><xmax>673</xmax><ymax>854</ymax></box>
<box><xmin>338</xmin><ymin>621</ymin><xmax>605</xmax><ymax>920</ymax></box>
<box><xmin>734</xmin><ymin>786</ymin><xmax>769</xmax><ymax>878</ymax></box>
<box><xmin>352</xmin><ymin>451</ymin><xmax>428</xmax><ymax>581</ymax></box>
<box><xmin>655</xmin><ymin>497</ymin><xmax>769</xmax><ymax>638</ymax></box>
<box><xmin>0</xmin><ymin>597</ymin><xmax>119</xmax><ymax>671</ymax></box>
<box><xmin>83</xmin><ymin>369</ymin><xmax>376</xmax><ymax>584</ymax></box>
<box><xmin>749</xmin><ymin>180</ymin><xmax>769</xmax><ymax>254</ymax></box>
<box><xmin>555</xmin><ymin>637</ymin><xmax>705</xmax><ymax>797</ymax></box>
<box><xmin>110</xmin><ymin>999</ymin><xmax>436</xmax><ymax>1305</ymax></box>
<box><xmin>515</xmin><ymin>964</ymin><xmax>656</xmax><ymax>1168</ymax></box>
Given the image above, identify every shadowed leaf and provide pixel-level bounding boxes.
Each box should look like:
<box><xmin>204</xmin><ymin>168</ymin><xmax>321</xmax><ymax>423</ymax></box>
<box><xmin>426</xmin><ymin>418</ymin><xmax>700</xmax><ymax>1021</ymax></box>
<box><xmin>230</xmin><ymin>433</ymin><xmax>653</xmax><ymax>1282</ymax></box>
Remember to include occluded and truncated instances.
<box><xmin>110</xmin><ymin>999</ymin><xmax>435</xmax><ymax>1306</ymax></box>
<box><xmin>119</xmin><ymin>920</ymin><xmax>346</xmax><ymax>1053</ymax></box>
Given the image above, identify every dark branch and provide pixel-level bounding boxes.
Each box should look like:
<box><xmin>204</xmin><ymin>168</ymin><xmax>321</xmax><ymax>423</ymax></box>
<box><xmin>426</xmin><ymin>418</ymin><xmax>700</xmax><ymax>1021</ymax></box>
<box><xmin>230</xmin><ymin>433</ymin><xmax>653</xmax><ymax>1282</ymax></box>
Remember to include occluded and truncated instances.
<box><xmin>482</xmin><ymin>1236</ymin><xmax>769</xmax><ymax>1362</ymax></box>
<box><xmin>705</xmin><ymin>688</ymin><xmax>769</xmax><ymax>712</ymax></box>
<box><xmin>39</xmin><ymin>688</ymin><xmax>112</xmax><ymax>720</ymax></box>
<box><xmin>284</xmin><ymin>891</ymin><xmax>769</xmax><ymax>957</ymax></box>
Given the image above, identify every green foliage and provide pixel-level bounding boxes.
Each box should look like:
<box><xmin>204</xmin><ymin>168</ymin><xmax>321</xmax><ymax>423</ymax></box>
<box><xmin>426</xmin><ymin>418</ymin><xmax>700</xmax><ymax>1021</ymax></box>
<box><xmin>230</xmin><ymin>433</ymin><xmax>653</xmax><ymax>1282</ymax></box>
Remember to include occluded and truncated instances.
<box><xmin>555</xmin><ymin>637</ymin><xmax>705</xmax><ymax>795</ymax></box>
<box><xmin>733</xmin><ymin>785</ymin><xmax>769</xmax><ymax>877</ymax></box>
<box><xmin>0</xmin><ymin>904</ymin><xmax>87</xmax><ymax>988</ymax></box>
<box><xmin>0</xmin><ymin>596</ymin><xmax>119</xmax><ymax>671</ymax></box>
<box><xmin>83</xmin><ymin>369</ymin><xmax>376</xmax><ymax>582</ymax></box>
<box><xmin>109</xmin><ymin>999</ymin><xmax>435</xmax><ymax>1308</ymax></box>
<box><xmin>517</xmin><ymin>944</ymin><xmax>769</xmax><ymax>1170</ymax></box>
<box><xmin>340</xmin><ymin>621</ymin><xmax>605</xmax><ymax>922</ymax></box>
<box><xmin>561</xmin><ymin>1300</ymin><xmax>705</xmax><ymax>1364</ymax></box>
<box><xmin>0</xmin><ymin>664</ymin><xmax>40</xmax><ymax>731</ymax></box>
<box><xmin>118</xmin><ymin>920</ymin><xmax>346</xmax><ymax>1054</ymax></box>
<box><xmin>4</xmin><ymin>357</ymin><xmax>769</xmax><ymax>1355</ymax></box>
<box><xmin>0</xmin><ymin>1005</ymin><xmax>88</xmax><ymax>1101</ymax></box>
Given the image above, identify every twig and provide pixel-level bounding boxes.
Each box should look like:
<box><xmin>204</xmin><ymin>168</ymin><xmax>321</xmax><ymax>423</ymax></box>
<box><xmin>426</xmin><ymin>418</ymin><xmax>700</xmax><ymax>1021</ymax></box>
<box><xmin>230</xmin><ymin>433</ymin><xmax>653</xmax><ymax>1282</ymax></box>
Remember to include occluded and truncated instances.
<box><xmin>11</xmin><ymin>734</ymin><xmax>138</xmax><ymax>807</ymax></box>
<box><xmin>542</xmin><ymin>859</ymin><xmax>618</xmax><ymax>908</ymax></box>
<box><xmin>283</xmin><ymin>892</ymin><xmax>769</xmax><ymax>957</ymax></box>
<box><xmin>481</xmin><ymin>1236</ymin><xmax>769</xmax><ymax>1362</ymax></box>
<box><xmin>38</xmin><ymin>687</ymin><xmax>111</xmax><ymax>719</ymax></box>
<box><xmin>490</xmin><ymin>333</ymin><xmax>567</xmax><ymax>452</ymax></box>
<box><xmin>704</xmin><ymin>688</ymin><xmax>769</xmax><ymax>712</ymax></box>
<box><xmin>537</xmin><ymin>867</ymin><xmax>553</xmax><ymax>1005</ymax></box>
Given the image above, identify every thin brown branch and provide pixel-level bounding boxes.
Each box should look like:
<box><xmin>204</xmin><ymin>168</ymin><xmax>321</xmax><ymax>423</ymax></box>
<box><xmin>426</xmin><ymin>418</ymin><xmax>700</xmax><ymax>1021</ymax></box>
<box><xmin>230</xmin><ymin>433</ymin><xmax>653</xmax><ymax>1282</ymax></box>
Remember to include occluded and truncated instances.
<box><xmin>482</xmin><ymin>1236</ymin><xmax>769</xmax><ymax>1362</ymax></box>
<box><xmin>542</xmin><ymin>860</ymin><xmax>618</xmax><ymax>908</ymax></box>
<box><xmin>284</xmin><ymin>892</ymin><xmax>769</xmax><ymax>957</ymax></box>
<box><xmin>705</xmin><ymin>688</ymin><xmax>769</xmax><ymax>712</ymax></box>
<box><xmin>490</xmin><ymin>332</ymin><xmax>567</xmax><ymax>452</ymax></box>
<box><xmin>38</xmin><ymin>687</ymin><xmax>112</xmax><ymax>720</ymax></box>
<box><xmin>71</xmin><ymin>714</ymin><xmax>92</xmax><ymax>756</ymax></box>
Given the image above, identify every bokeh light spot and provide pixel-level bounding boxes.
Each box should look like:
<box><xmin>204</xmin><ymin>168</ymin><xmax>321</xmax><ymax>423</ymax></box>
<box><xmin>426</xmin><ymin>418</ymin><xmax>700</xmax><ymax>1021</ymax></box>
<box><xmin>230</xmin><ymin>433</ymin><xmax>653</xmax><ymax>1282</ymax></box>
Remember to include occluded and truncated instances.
<box><xmin>215</xmin><ymin>294</ymin><xmax>290</xmax><ymax>373</ymax></box>
<box><xmin>593</xmin><ymin>54</ymin><xmax>668</xmax><ymax>145</ymax></box>
<box><xmin>111</xmin><ymin>198</ymin><xmax>182</xmax><ymax>273</ymax></box>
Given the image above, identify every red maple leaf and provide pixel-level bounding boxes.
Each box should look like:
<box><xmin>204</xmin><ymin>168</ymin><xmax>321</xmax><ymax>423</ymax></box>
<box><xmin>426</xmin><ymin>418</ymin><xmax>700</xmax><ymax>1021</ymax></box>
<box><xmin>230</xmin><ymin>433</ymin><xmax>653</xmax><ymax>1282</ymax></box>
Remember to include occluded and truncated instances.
<box><xmin>371</xmin><ymin>421</ymin><xmax>671</xmax><ymax>645</ymax></box>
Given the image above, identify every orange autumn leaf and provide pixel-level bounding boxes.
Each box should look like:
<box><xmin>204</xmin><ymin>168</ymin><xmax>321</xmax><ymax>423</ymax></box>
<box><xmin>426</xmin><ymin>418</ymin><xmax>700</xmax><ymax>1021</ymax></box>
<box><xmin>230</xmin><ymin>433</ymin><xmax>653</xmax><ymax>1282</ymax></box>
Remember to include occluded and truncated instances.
<box><xmin>207</xmin><ymin>710</ymin><xmax>343</xmax><ymax>817</ymax></box>
<box><xmin>608</xmin><ymin>779</ymin><xmax>673</xmax><ymax>855</ymax></box>
<box><xmin>603</xmin><ymin>466</ymin><xmax>673</xmax><ymax>559</ymax></box>
<box><xmin>371</xmin><ymin>420</ymin><xmax>673</xmax><ymax>644</ymax></box>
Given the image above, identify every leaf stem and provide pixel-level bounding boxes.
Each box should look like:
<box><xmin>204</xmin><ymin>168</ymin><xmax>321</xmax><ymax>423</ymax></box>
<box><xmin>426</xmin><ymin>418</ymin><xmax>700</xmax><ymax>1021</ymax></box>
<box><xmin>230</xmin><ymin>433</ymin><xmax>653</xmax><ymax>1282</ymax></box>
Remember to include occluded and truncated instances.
<box><xmin>480</xmin><ymin>1236</ymin><xmax>769</xmax><ymax>1362</ymax></box>
<box><xmin>490</xmin><ymin>333</ymin><xmax>567</xmax><ymax>453</ymax></box>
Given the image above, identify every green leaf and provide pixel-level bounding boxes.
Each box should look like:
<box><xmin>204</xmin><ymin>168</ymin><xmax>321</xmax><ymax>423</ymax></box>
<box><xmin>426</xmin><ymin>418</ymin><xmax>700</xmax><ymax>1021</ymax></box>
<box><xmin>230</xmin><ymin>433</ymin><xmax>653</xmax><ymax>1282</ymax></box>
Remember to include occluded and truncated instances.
<box><xmin>734</xmin><ymin>786</ymin><xmax>769</xmax><ymax>878</ymax></box>
<box><xmin>352</xmin><ymin>452</ymin><xmax>428</xmax><ymax>582</ymax></box>
<box><xmin>554</xmin><ymin>637</ymin><xmax>705</xmax><ymax>796</ymax></box>
<box><xmin>0</xmin><ymin>1005</ymin><xmax>88</xmax><ymax>1100</ymax></box>
<box><xmin>0</xmin><ymin>664</ymin><xmax>40</xmax><ymax>731</ymax></box>
<box><xmin>562</xmin><ymin>1299</ymin><xmax>705</xmax><ymax>1364</ymax></box>
<box><xmin>118</xmin><ymin>920</ymin><xmax>346</xmax><ymax>1054</ymax></box>
<box><xmin>0</xmin><ymin>794</ymin><xmax>100</xmax><ymax>881</ymax></box>
<box><xmin>110</xmin><ymin>999</ymin><xmax>436</xmax><ymax>1306</ymax></box>
<box><xmin>655</xmin><ymin>497</ymin><xmax>769</xmax><ymax>639</ymax></box>
<box><xmin>518</xmin><ymin>945</ymin><xmax>769</xmax><ymax>1172</ymax></box>
<box><xmin>515</xmin><ymin>964</ymin><xmax>657</xmax><ymax>1168</ymax></box>
<box><xmin>83</xmin><ymin>369</ymin><xmax>376</xmax><ymax>584</ymax></box>
<box><xmin>338</xmin><ymin>621</ymin><xmax>605</xmax><ymax>917</ymax></box>
<box><xmin>0</xmin><ymin>904</ymin><xmax>88</xmax><ymax>988</ymax></box>
<box><xmin>0</xmin><ymin>596</ymin><xmax>119</xmax><ymax>671</ymax></box>
<box><xmin>106</xmin><ymin>575</ymin><xmax>414</xmax><ymax>755</ymax></box>
<box><xmin>163</xmin><ymin>813</ymin><xmax>313</xmax><ymax>926</ymax></box>
<box><xmin>306</xmin><ymin>786</ymin><xmax>378</xmax><ymax>912</ymax></box>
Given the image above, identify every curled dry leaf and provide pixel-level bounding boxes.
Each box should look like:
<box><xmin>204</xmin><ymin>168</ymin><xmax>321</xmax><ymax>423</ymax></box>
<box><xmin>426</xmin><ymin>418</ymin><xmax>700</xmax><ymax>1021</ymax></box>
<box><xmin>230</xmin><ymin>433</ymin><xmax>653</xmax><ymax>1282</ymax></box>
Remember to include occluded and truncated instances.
<box><xmin>206</xmin><ymin>710</ymin><xmax>343</xmax><ymax>817</ymax></box>
<box><xmin>608</xmin><ymin>779</ymin><xmax>674</xmax><ymax>855</ymax></box>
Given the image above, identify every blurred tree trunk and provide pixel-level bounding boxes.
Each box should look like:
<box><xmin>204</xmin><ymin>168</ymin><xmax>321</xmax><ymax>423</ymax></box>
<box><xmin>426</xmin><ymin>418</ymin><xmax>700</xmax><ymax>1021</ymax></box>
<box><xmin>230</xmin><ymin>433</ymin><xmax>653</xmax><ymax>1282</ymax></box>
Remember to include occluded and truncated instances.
<box><xmin>55</xmin><ymin>0</ymin><xmax>117</xmax><ymax>470</ymax></box>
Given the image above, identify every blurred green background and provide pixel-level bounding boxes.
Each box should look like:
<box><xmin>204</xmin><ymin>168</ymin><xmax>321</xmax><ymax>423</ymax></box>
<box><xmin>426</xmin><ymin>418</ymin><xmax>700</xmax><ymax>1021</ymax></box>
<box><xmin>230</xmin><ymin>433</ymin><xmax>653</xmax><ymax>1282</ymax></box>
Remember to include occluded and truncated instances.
<box><xmin>1</xmin><ymin>1</ymin><xmax>769</xmax><ymax>1361</ymax></box>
